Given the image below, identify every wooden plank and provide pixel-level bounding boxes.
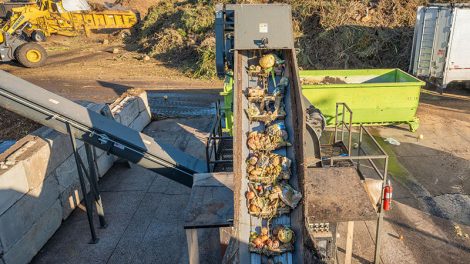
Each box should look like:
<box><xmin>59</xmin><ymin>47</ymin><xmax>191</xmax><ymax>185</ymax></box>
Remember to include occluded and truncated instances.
<box><xmin>345</xmin><ymin>221</ymin><xmax>354</xmax><ymax>264</ymax></box>
<box><xmin>186</xmin><ymin>229</ymin><xmax>199</xmax><ymax>264</ymax></box>
<box><xmin>184</xmin><ymin>172</ymin><xmax>234</xmax><ymax>229</ymax></box>
<box><xmin>305</xmin><ymin>167</ymin><xmax>378</xmax><ymax>223</ymax></box>
<box><xmin>198</xmin><ymin>228</ymin><xmax>223</xmax><ymax>264</ymax></box>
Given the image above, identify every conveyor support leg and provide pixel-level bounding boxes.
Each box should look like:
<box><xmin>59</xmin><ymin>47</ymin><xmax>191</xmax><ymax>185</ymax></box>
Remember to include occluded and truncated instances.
<box><xmin>67</xmin><ymin>123</ymin><xmax>99</xmax><ymax>243</ymax></box>
<box><xmin>84</xmin><ymin>143</ymin><xmax>107</xmax><ymax>228</ymax></box>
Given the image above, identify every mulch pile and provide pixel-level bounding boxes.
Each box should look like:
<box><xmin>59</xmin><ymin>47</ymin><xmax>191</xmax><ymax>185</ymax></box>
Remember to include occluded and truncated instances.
<box><xmin>131</xmin><ymin>0</ymin><xmax>461</xmax><ymax>79</ymax></box>
<box><xmin>0</xmin><ymin>109</ymin><xmax>40</xmax><ymax>141</ymax></box>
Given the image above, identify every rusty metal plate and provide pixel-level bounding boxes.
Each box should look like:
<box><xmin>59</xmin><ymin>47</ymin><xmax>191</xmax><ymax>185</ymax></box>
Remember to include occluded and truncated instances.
<box><xmin>305</xmin><ymin>167</ymin><xmax>377</xmax><ymax>223</ymax></box>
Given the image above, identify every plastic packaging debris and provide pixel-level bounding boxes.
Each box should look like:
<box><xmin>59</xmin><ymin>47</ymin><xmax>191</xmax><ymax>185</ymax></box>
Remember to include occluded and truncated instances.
<box><xmin>272</xmin><ymin>54</ymin><xmax>285</xmax><ymax>65</ymax></box>
<box><xmin>273</xmin><ymin>77</ymin><xmax>289</xmax><ymax>96</ymax></box>
<box><xmin>246</xmin><ymin>182</ymin><xmax>302</xmax><ymax>218</ymax></box>
<box><xmin>266</xmin><ymin>122</ymin><xmax>289</xmax><ymax>141</ymax></box>
<box><xmin>384</xmin><ymin>137</ymin><xmax>400</xmax><ymax>146</ymax></box>
<box><xmin>277</xmin><ymin>183</ymin><xmax>302</xmax><ymax>209</ymax></box>
<box><xmin>243</xmin><ymin>52</ymin><xmax>301</xmax><ymax>256</ymax></box>
<box><xmin>277</xmin><ymin>76</ymin><xmax>289</xmax><ymax>87</ymax></box>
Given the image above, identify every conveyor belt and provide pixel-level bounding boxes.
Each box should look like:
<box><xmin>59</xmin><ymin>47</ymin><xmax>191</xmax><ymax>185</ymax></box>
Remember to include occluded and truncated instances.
<box><xmin>235</xmin><ymin>49</ymin><xmax>304</xmax><ymax>264</ymax></box>
<box><xmin>0</xmin><ymin>70</ymin><xmax>206</xmax><ymax>187</ymax></box>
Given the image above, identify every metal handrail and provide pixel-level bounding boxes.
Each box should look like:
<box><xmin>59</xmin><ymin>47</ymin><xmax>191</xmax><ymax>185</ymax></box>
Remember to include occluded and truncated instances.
<box><xmin>206</xmin><ymin>101</ymin><xmax>233</xmax><ymax>172</ymax></box>
<box><xmin>334</xmin><ymin>102</ymin><xmax>353</xmax><ymax>155</ymax></box>
<box><xmin>329</xmin><ymin>124</ymin><xmax>388</xmax><ymax>181</ymax></box>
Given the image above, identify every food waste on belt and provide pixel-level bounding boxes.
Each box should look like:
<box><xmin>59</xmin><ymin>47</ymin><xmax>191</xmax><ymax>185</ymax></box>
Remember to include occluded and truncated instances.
<box><xmin>244</xmin><ymin>52</ymin><xmax>302</xmax><ymax>256</ymax></box>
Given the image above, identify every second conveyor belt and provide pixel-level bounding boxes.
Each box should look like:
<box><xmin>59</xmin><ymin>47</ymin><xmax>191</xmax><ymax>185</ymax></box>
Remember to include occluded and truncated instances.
<box><xmin>0</xmin><ymin>70</ymin><xmax>206</xmax><ymax>187</ymax></box>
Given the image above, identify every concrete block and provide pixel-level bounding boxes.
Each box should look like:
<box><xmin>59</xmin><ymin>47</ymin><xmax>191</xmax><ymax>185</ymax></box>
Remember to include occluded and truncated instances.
<box><xmin>1</xmin><ymin>134</ymin><xmax>58</xmax><ymax>190</ymax></box>
<box><xmin>96</xmin><ymin>152</ymin><xmax>115</xmax><ymax>178</ymax></box>
<box><xmin>2</xmin><ymin>200</ymin><xmax>62</xmax><ymax>264</ymax></box>
<box><xmin>31</xmin><ymin>128</ymin><xmax>74</xmax><ymax>169</ymax></box>
<box><xmin>59</xmin><ymin>180</ymin><xmax>87</xmax><ymax>220</ymax></box>
<box><xmin>54</xmin><ymin>146</ymin><xmax>88</xmax><ymax>193</ymax></box>
<box><xmin>135</xmin><ymin>91</ymin><xmax>152</xmax><ymax>118</ymax></box>
<box><xmin>129</xmin><ymin>111</ymin><xmax>151</xmax><ymax>132</ymax></box>
<box><xmin>20</xmin><ymin>141</ymin><xmax>54</xmax><ymax>190</ymax></box>
<box><xmin>0</xmin><ymin>162</ymin><xmax>28</xmax><ymax>216</ymax></box>
<box><xmin>113</xmin><ymin>97</ymin><xmax>140</xmax><ymax>126</ymax></box>
<box><xmin>93</xmin><ymin>145</ymin><xmax>110</xmax><ymax>160</ymax></box>
<box><xmin>93</xmin><ymin>146</ymin><xmax>104</xmax><ymax>158</ymax></box>
<box><xmin>0</xmin><ymin>176</ymin><xmax>59</xmax><ymax>251</ymax></box>
<box><xmin>55</xmin><ymin>146</ymin><xmax>93</xmax><ymax>220</ymax></box>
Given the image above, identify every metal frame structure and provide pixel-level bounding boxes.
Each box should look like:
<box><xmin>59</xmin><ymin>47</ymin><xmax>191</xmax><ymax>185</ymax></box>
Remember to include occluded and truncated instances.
<box><xmin>334</xmin><ymin>102</ymin><xmax>353</xmax><ymax>157</ymax></box>
<box><xmin>66</xmin><ymin>124</ymin><xmax>107</xmax><ymax>243</ymax></box>
<box><xmin>205</xmin><ymin>101</ymin><xmax>233</xmax><ymax>172</ymax></box>
<box><xmin>328</xmin><ymin>103</ymin><xmax>389</xmax><ymax>264</ymax></box>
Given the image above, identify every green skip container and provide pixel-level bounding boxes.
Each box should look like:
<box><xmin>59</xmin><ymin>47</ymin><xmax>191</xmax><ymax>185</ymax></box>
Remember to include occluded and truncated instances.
<box><xmin>300</xmin><ymin>68</ymin><xmax>425</xmax><ymax>132</ymax></box>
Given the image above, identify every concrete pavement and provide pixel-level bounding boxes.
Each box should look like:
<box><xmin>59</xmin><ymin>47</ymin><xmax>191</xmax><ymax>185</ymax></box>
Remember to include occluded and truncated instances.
<box><xmin>31</xmin><ymin>116</ymin><xmax>213</xmax><ymax>264</ymax></box>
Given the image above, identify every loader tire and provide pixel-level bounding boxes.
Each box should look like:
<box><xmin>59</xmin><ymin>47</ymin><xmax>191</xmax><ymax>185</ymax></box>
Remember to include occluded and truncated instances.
<box><xmin>31</xmin><ymin>30</ymin><xmax>46</xmax><ymax>42</ymax></box>
<box><xmin>15</xmin><ymin>43</ymin><xmax>47</xmax><ymax>68</ymax></box>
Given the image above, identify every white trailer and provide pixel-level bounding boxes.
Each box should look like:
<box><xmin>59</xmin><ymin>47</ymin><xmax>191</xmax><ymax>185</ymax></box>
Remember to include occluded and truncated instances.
<box><xmin>410</xmin><ymin>4</ymin><xmax>470</xmax><ymax>90</ymax></box>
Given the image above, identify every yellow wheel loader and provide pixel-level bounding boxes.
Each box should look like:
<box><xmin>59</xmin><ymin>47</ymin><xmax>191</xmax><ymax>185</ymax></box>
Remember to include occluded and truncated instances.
<box><xmin>0</xmin><ymin>0</ymin><xmax>138</xmax><ymax>67</ymax></box>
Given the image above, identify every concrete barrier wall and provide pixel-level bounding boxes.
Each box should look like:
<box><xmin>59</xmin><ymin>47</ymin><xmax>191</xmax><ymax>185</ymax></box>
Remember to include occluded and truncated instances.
<box><xmin>0</xmin><ymin>91</ymin><xmax>151</xmax><ymax>264</ymax></box>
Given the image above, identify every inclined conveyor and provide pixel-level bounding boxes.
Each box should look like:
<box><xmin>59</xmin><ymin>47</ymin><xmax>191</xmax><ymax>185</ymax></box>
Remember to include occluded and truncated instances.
<box><xmin>0</xmin><ymin>70</ymin><xmax>206</xmax><ymax>187</ymax></box>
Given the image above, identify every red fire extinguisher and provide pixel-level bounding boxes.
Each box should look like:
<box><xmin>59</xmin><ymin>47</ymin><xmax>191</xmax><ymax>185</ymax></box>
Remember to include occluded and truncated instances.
<box><xmin>383</xmin><ymin>180</ymin><xmax>393</xmax><ymax>211</ymax></box>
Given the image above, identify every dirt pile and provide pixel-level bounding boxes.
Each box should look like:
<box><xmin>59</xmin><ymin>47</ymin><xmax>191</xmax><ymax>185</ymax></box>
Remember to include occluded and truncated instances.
<box><xmin>132</xmin><ymin>0</ymin><xmax>467</xmax><ymax>79</ymax></box>
<box><xmin>113</xmin><ymin>0</ymin><xmax>159</xmax><ymax>16</ymax></box>
<box><xmin>0</xmin><ymin>109</ymin><xmax>40</xmax><ymax>141</ymax></box>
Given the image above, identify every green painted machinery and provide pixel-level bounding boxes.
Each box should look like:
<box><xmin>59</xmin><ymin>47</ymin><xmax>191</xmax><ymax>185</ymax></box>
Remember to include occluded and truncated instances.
<box><xmin>221</xmin><ymin>68</ymin><xmax>425</xmax><ymax>133</ymax></box>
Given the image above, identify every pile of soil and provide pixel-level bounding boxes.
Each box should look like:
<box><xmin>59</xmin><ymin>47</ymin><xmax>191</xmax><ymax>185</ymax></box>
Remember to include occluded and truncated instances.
<box><xmin>0</xmin><ymin>109</ymin><xmax>41</xmax><ymax>141</ymax></box>
<box><xmin>129</xmin><ymin>0</ymin><xmax>464</xmax><ymax>79</ymax></box>
<box><xmin>301</xmin><ymin>76</ymin><xmax>347</xmax><ymax>85</ymax></box>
